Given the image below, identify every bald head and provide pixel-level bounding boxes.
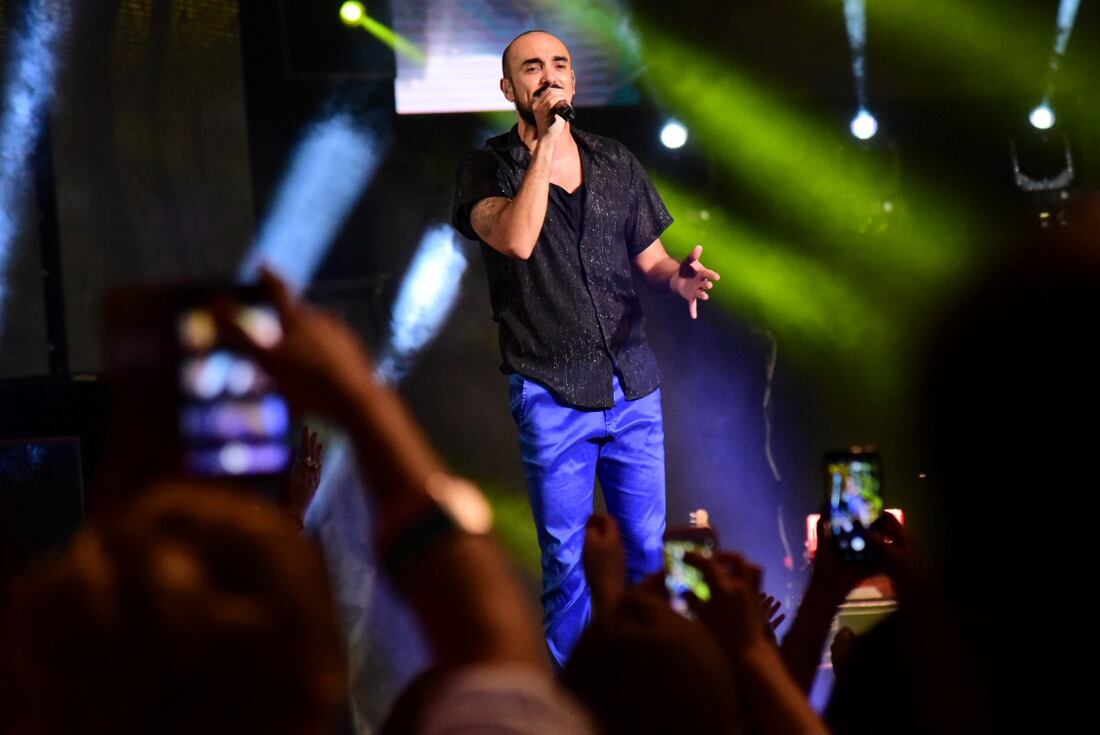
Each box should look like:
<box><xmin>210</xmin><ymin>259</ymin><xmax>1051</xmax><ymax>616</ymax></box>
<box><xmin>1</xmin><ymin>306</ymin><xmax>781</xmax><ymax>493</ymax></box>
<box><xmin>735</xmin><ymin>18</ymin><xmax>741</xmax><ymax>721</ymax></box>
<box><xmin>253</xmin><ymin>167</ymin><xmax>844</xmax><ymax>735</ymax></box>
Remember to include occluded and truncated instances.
<box><xmin>501</xmin><ymin>29</ymin><xmax>569</xmax><ymax>79</ymax></box>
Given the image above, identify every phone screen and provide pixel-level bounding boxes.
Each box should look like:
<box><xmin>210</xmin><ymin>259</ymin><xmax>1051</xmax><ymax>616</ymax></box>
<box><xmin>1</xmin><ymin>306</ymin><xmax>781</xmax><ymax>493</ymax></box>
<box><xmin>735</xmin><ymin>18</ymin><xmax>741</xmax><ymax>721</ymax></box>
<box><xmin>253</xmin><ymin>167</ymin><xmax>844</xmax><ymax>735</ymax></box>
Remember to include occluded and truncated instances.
<box><xmin>176</xmin><ymin>301</ymin><xmax>291</xmax><ymax>477</ymax></box>
<box><xmin>825</xmin><ymin>448</ymin><xmax>884</xmax><ymax>561</ymax></box>
<box><xmin>664</xmin><ymin>533</ymin><xmax>716</xmax><ymax>616</ymax></box>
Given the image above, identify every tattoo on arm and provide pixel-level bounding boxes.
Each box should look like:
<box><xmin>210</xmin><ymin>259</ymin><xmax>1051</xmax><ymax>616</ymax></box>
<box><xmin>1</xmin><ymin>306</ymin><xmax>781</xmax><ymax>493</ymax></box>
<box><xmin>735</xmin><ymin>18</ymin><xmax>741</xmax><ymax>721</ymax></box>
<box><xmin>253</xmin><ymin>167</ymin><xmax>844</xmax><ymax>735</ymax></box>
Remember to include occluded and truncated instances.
<box><xmin>471</xmin><ymin>198</ymin><xmax>509</xmax><ymax>244</ymax></box>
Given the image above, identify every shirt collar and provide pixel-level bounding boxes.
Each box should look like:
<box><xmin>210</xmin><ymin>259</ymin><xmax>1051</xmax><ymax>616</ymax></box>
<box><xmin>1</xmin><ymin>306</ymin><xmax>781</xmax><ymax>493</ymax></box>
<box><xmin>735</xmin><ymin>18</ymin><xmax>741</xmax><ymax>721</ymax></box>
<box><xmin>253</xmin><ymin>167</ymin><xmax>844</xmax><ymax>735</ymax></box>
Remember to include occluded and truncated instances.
<box><xmin>498</xmin><ymin>124</ymin><xmax>593</xmax><ymax>164</ymax></box>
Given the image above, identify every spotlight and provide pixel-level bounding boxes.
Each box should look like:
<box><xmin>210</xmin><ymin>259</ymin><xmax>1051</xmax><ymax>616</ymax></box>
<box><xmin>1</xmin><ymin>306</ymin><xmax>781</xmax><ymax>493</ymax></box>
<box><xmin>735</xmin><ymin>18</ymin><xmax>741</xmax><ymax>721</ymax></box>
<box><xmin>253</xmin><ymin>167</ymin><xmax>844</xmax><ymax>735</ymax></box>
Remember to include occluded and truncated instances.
<box><xmin>660</xmin><ymin>120</ymin><xmax>688</xmax><ymax>149</ymax></box>
<box><xmin>340</xmin><ymin>1</ymin><xmax>366</xmax><ymax>27</ymax></box>
<box><xmin>239</xmin><ymin>113</ymin><xmax>380</xmax><ymax>292</ymax></box>
<box><xmin>849</xmin><ymin>109</ymin><xmax>878</xmax><ymax>140</ymax></box>
<box><xmin>1029</xmin><ymin>103</ymin><xmax>1055</xmax><ymax>130</ymax></box>
<box><xmin>336</xmin><ymin>1</ymin><xmax>425</xmax><ymax>63</ymax></box>
<box><xmin>0</xmin><ymin>0</ymin><xmax>65</xmax><ymax>335</ymax></box>
<box><xmin>375</xmin><ymin>225</ymin><xmax>468</xmax><ymax>384</ymax></box>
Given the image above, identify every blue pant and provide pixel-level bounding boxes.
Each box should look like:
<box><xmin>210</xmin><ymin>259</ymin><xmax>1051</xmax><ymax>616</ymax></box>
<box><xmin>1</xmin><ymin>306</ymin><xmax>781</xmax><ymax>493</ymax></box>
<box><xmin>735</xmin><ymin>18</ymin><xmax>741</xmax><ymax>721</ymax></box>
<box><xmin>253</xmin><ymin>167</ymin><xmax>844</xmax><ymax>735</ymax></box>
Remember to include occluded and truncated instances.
<box><xmin>509</xmin><ymin>373</ymin><xmax>667</xmax><ymax>665</ymax></box>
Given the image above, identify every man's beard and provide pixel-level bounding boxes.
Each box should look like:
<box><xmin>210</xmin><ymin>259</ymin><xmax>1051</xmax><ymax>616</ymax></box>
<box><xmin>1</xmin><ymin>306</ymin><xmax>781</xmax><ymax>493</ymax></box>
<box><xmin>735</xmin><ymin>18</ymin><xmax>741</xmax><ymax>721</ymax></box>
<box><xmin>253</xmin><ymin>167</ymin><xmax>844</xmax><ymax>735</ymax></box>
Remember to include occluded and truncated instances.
<box><xmin>514</xmin><ymin>99</ymin><xmax>537</xmax><ymax>127</ymax></box>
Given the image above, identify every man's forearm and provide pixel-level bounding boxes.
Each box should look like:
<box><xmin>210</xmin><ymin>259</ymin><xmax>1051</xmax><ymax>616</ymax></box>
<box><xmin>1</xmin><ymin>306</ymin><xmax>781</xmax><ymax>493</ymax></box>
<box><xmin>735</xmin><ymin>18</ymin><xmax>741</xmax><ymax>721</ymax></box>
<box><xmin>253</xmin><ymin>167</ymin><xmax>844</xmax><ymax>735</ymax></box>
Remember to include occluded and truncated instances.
<box><xmin>642</xmin><ymin>256</ymin><xmax>680</xmax><ymax>294</ymax></box>
<box><xmin>479</xmin><ymin>139</ymin><xmax>556</xmax><ymax>259</ymax></box>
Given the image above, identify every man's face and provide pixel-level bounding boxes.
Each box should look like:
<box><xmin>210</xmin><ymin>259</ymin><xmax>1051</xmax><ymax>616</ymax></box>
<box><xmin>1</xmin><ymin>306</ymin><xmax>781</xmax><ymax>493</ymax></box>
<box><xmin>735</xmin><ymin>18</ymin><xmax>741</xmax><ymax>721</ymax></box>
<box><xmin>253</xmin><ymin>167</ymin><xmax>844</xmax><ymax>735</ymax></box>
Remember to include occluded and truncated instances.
<box><xmin>500</xmin><ymin>32</ymin><xmax>576</xmax><ymax>126</ymax></box>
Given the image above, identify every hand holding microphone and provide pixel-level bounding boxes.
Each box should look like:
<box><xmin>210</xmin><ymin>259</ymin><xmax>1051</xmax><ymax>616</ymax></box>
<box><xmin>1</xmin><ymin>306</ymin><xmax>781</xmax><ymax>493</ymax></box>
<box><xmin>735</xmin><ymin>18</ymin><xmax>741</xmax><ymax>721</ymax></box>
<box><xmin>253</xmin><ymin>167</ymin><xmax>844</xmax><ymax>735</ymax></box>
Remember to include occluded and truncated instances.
<box><xmin>550</xmin><ymin>100</ymin><xmax>575</xmax><ymax>123</ymax></box>
<box><xmin>534</xmin><ymin>82</ymin><xmax>575</xmax><ymax>125</ymax></box>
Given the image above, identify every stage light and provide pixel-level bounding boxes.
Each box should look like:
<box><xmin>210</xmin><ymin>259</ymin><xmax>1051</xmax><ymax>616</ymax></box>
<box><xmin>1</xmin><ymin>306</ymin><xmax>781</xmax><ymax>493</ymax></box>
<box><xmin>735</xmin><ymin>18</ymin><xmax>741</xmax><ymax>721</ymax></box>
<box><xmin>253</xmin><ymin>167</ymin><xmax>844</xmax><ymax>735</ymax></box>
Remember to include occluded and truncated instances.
<box><xmin>844</xmin><ymin>0</ymin><xmax>868</xmax><ymax>95</ymax></box>
<box><xmin>842</xmin><ymin>0</ymin><xmax>878</xmax><ymax>143</ymax></box>
<box><xmin>337</xmin><ymin>2</ymin><xmax>425</xmax><ymax>63</ymax></box>
<box><xmin>660</xmin><ymin>120</ymin><xmax>688</xmax><ymax>149</ymax></box>
<box><xmin>239</xmin><ymin>113</ymin><xmax>381</xmax><ymax>293</ymax></box>
<box><xmin>1053</xmin><ymin>0</ymin><xmax>1080</xmax><ymax>57</ymax></box>
<box><xmin>1029</xmin><ymin>103</ymin><xmax>1055</xmax><ymax>130</ymax></box>
<box><xmin>0</xmin><ymin>0</ymin><xmax>65</xmax><ymax>335</ymax></box>
<box><xmin>376</xmin><ymin>225</ymin><xmax>468</xmax><ymax>384</ymax></box>
<box><xmin>849</xmin><ymin>109</ymin><xmax>878</xmax><ymax>140</ymax></box>
<box><xmin>340</xmin><ymin>1</ymin><xmax>366</xmax><ymax>27</ymax></box>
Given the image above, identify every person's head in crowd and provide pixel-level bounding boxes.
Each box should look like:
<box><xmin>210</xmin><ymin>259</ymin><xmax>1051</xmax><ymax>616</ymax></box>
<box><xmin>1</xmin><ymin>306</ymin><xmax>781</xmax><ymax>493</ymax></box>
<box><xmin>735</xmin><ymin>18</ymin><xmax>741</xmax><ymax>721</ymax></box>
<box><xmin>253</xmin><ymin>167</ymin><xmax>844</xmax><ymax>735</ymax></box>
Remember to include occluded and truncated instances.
<box><xmin>562</xmin><ymin>513</ymin><xmax>745</xmax><ymax>733</ymax></box>
<box><xmin>562</xmin><ymin>590</ymin><xmax>746</xmax><ymax>735</ymax></box>
<box><xmin>4</xmin><ymin>482</ymin><xmax>346</xmax><ymax>735</ymax></box>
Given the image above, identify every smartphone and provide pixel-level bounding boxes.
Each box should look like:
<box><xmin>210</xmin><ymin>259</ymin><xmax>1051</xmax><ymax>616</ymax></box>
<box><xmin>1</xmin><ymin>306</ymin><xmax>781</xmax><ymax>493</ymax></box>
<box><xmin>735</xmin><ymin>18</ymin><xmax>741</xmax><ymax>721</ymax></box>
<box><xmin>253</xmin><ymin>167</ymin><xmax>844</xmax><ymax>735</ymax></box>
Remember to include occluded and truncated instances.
<box><xmin>824</xmin><ymin>447</ymin><xmax>884</xmax><ymax>562</ymax></box>
<box><xmin>175</xmin><ymin>288</ymin><xmax>291</xmax><ymax>478</ymax></box>
<box><xmin>664</xmin><ymin>526</ymin><xmax>717</xmax><ymax>616</ymax></box>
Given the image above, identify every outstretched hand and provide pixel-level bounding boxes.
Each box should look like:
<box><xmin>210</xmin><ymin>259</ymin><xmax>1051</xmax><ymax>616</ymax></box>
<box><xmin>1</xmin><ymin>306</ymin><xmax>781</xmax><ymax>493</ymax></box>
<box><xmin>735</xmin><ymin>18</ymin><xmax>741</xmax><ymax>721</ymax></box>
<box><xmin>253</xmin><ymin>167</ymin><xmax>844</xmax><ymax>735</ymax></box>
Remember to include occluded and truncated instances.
<box><xmin>673</xmin><ymin>245</ymin><xmax>720</xmax><ymax>319</ymax></box>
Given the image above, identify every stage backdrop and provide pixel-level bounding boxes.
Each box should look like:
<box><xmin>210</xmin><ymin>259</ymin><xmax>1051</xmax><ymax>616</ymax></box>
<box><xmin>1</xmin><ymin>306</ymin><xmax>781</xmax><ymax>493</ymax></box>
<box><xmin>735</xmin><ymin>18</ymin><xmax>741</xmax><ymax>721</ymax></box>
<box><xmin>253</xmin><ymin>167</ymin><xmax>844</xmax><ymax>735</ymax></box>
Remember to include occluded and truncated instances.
<box><xmin>52</xmin><ymin>0</ymin><xmax>255</xmax><ymax>373</ymax></box>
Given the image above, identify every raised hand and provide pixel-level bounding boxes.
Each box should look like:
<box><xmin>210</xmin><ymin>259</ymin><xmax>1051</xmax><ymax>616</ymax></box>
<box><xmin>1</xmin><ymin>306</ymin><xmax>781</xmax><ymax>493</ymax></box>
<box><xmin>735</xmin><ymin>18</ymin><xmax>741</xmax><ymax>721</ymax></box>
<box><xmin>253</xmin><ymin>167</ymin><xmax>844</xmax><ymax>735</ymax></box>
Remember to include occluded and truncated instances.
<box><xmin>582</xmin><ymin>514</ymin><xmax>628</xmax><ymax>616</ymax></box>
<box><xmin>674</xmin><ymin>245</ymin><xmax>720</xmax><ymax>319</ymax></box>
<box><xmin>686</xmin><ymin>550</ymin><xmax>829</xmax><ymax>734</ymax></box>
<box><xmin>760</xmin><ymin>593</ymin><xmax>787</xmax><ymax>644</ymax></box>
<box><xmin>684</xmin><ymin>550</ymin><xmax>767</xmax><ymax>660</ymax></box>
<box><xmin>810</xmin><ymin>515</ymin><xmax>877</xmax><ymax>604</ymax></box>
<box><xmin>532</xmin><ymin>82</ymin><xmax>570</xmax><ymax>142</ymax></box>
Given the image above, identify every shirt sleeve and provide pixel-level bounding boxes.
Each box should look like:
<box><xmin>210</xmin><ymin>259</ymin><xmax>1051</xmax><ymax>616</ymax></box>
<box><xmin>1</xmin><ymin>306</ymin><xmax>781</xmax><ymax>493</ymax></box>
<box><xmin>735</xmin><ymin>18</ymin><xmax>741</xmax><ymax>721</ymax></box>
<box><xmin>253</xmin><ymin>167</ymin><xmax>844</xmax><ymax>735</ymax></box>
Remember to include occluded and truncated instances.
<box><xmin>626</xmin><ymin>152</ymin><xmax>674</xmax><ymax>258</ymax></box>
<box><xmin>453</xmin><ymin>148</ymin><xmax>509</xmax><ymax>242</ymax></box>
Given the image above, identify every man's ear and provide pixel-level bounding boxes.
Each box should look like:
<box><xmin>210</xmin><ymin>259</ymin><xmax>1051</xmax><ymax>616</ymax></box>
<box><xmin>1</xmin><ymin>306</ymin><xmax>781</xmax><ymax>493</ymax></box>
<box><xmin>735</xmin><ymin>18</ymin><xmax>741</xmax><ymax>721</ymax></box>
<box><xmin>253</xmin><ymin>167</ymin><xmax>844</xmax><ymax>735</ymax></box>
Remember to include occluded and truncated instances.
<box><xmin>571</xmin><ymin>70</ymin><xmax>577</xmax><ymax>96</ymax></box>
<box><xmin>501</xmin><ymin>77</ymin><xmax>515</xmax><ymax>102</ymax></box>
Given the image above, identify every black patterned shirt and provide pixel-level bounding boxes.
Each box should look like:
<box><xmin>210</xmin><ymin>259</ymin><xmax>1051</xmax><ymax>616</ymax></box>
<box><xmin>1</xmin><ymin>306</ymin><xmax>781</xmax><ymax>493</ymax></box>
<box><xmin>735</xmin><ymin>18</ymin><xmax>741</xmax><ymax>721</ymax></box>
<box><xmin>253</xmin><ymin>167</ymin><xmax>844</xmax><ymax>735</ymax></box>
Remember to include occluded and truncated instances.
<box><xmin>453</xmin><ymin>126</ymin><xmax>673</xmax><ymax>409</ymax></box>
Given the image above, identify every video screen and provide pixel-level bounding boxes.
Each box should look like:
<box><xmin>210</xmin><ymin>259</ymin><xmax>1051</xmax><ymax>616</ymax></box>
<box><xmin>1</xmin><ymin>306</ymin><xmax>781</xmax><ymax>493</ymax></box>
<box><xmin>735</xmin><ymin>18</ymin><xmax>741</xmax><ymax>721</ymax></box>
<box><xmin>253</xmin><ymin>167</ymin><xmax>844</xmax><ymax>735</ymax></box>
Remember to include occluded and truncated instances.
<box><xmin>392</xmin><ymin>0</ymin><xmax>641</xmax><ymax>114</ymax></box>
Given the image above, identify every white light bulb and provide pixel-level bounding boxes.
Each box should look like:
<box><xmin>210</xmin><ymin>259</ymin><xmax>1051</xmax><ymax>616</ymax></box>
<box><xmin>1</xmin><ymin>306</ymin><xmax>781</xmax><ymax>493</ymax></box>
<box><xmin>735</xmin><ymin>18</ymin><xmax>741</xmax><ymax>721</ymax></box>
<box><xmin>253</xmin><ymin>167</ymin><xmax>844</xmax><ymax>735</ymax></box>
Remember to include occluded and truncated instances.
<box><xmin>850</xmin><ymin>109</ymin><xmax>878</xmax><ymax>140</ymax></box>
<box><xmin>1029</xmin><ymin>104</ymin><xmax>1055</xmax><ymax>130</ymax></box>
<box><xmin>660</xmin><ymin>120</ymin><xmax>688</xmax><ymax>149</ymax></box>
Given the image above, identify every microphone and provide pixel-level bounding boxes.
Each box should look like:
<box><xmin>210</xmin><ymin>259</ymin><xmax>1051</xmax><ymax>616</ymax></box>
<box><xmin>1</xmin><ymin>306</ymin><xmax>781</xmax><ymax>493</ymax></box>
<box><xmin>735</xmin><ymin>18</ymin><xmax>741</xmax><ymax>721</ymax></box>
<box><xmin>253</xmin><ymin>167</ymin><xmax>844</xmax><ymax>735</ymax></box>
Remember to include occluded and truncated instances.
<box><xmin>534</xmin><ymin>82</ymin><xmax>575</xmax><ymax>124</ymax></box>
<box><xmin>552</xmin><ymin>102</ymin><xmax>576</xmax><ymax>123</ymax></box>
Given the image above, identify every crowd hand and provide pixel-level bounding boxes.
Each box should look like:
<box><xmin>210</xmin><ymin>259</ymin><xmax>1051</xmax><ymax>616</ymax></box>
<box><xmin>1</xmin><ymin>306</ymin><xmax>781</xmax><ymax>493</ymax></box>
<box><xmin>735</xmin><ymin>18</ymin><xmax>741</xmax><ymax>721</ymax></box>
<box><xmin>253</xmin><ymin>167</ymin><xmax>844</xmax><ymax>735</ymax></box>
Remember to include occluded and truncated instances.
<box><xmin>683</xmin><ymin>550</ymin><xmax>769</xmax><ymax>661</ymax></box>
<box><xmin>286</xmin><ymin>425</ymin><xmax>323</xmax><ymax>523</ymax></box>
<box><xmin>674</xmin><ymin>245</ymin><xmax>720</xmax><ymax>319</ymax></box>
<box><xmin>689</xmin><ymin>554</ymin><xmax>830</xmax><ymax>735</ymax></box>
<box><xmin>820</xmin><ymin>511</ymin><xmax>916</xmax><ymax>597</ymax></box>
<box><xmin>809</xmin><ymin>515</ymin><xmax>877</xmax><ymax>605</ymax></box>
<box><xmin>776</xmin><ymin>515</ymin><xmax>879</xmax><ymax>695</ymax></box>
<box><xmin>864</xmin><ymin>511</ymin><xmax>925</xmax><ymax>602</ymax></box>
<box><xmin>760</xmin><ymin>593</ymin><xmax>786</xmax><ymax>644</ymax></box>
<box><xmin>582</xmin><ymin>514</ymin><xmax>628</xmax><ymax>616</ymax></box>
<box><xmin>217</xmin><ymin>266</ymin><xmax>376</xmax><ymax>419</ymax></box>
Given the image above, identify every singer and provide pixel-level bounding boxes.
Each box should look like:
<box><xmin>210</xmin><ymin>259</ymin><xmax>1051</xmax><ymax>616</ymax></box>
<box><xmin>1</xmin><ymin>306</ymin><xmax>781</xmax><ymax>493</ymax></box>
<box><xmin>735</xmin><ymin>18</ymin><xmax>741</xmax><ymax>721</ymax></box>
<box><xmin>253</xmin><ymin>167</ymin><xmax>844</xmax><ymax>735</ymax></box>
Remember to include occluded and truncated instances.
<box><xmin>453</xmin><ymin>30</ymin><xmax>720</xmax><ymax>665</ymax></box>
